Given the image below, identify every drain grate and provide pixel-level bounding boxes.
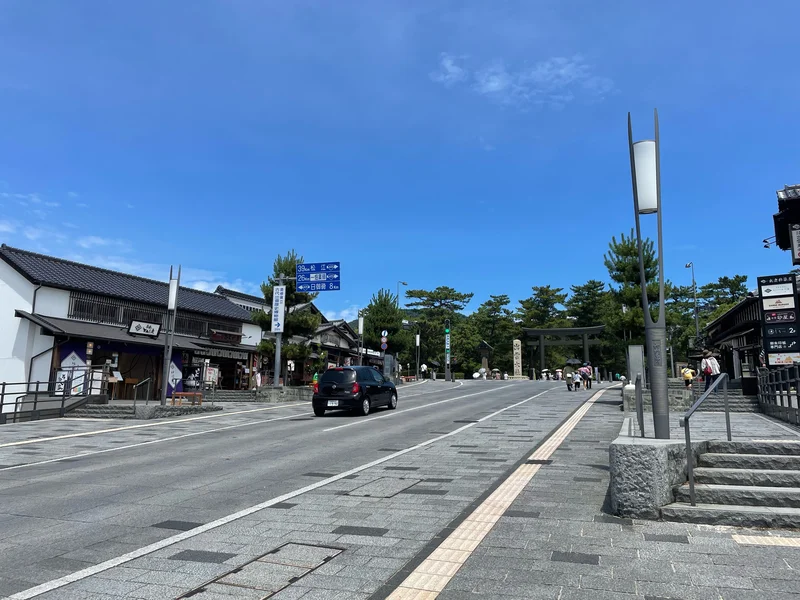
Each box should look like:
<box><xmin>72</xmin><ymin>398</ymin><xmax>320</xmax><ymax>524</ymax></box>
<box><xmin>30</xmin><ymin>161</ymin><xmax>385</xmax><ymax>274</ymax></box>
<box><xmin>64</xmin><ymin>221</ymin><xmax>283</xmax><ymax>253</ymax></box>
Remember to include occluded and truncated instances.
<box><xmin>177</xmin><ymin>542</ymin><xmax>343</xmax><ymax>599</ymax></box>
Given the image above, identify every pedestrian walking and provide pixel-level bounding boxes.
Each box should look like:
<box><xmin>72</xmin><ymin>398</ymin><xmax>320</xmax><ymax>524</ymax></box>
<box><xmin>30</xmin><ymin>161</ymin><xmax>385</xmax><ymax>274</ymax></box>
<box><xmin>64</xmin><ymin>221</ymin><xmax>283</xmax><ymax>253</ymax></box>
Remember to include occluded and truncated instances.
<box><xmin>573</xmin><ymin>371</ymin><xmax>582</xmax><ymax>391</ymax></box>
<box><xmin>701</xmin><ymin>350</ymin><xmax>721</xmax><ymax>391</ymax></box>
<box><xmin>681</xmin><ymin>365</ymin><xmax>696</xmax><ymax>390</ymax></box>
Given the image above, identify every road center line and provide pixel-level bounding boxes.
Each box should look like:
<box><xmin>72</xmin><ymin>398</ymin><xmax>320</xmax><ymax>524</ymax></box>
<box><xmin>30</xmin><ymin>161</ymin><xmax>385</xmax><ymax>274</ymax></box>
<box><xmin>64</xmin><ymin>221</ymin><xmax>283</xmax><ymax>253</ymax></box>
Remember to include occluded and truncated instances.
<box><xmin>8</xmin><ymin>387</ymin><xmax>554</xmax><ymax>600</ymax></box>
<box><xmin>385</xmin><ymin>387</ymin><xmax>612</xmax><ymax>599</ymax></box>
<box><xmin>323</xmin><ymin>383</ymin><xmax>511</xmax><ymax>432</ymax></box>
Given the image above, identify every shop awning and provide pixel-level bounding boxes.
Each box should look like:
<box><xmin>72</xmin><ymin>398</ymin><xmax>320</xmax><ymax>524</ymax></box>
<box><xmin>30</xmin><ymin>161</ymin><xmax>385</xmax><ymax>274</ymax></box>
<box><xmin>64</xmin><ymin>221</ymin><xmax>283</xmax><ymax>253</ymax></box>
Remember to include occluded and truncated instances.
<box><xmin>14</xmin><ymin>310</ymin><xmax>202</xmax><ymax>350</ymax></box>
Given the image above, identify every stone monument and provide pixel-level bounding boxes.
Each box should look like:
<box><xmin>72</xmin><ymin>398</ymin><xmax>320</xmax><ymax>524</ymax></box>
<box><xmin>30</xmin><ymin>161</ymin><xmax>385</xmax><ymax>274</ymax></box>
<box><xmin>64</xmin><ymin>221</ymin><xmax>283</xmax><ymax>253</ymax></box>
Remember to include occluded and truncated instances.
<box><xmin>510</xmin><ymin>339</ymin><xmax>527</xmax><ymax>380</ymax></box>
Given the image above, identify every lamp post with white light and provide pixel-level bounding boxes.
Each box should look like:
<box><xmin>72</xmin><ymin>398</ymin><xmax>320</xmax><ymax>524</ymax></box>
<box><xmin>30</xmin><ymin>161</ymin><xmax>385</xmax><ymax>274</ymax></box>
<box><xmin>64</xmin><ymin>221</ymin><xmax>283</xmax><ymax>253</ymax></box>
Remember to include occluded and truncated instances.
<box><xmin>685</xmin><ymin>261</ymin><xmax>700</xmax><ymax>339</ymax></box>
<box><xmin>628</xmin><ymin>109</ymin><xmax>669</xmax><ymax>439</ymax></box>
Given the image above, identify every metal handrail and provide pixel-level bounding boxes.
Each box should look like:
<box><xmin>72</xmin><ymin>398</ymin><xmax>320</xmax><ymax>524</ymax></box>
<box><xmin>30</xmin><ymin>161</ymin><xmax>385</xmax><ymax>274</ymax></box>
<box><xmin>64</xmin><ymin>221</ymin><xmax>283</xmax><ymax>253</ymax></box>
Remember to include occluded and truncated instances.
<box><xmin>133</xmin><ymin>378</ymin><xmax>152</xmax><ymax>407</ymax></box>
<box><xmin>681</xmin><ymin>372</ymin><xmax>731</xmax><ymax>506</ymax></box>
<box><xmin>634</xmin><ymin>373</ymin><xmax>645</xmax><ymax>438</ymax></box>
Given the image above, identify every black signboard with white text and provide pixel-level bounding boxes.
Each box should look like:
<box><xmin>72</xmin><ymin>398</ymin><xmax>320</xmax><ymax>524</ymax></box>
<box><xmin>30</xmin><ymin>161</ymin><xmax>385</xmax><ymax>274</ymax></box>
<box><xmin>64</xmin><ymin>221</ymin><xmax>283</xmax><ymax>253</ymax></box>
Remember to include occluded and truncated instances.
<box><xmin>758</xmin><ymin>274</ymin><xmax>800</xmax><ymax>367</ymax></box>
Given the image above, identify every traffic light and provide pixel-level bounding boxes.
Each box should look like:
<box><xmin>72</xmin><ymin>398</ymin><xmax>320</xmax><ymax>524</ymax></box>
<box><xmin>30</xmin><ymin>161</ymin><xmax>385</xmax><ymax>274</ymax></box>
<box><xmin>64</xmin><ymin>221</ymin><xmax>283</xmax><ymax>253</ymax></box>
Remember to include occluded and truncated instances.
<box><xmin>445</xmin><ymin>319</ymin><xmax>450</xmax><ymax>334</ymax></box>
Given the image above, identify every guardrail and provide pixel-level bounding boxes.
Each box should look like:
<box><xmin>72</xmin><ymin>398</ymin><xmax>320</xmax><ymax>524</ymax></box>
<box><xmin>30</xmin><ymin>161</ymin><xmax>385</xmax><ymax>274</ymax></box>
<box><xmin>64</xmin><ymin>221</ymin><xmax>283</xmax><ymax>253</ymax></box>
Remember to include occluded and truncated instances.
<box><xmin>680</xmin><ymin>372</ymin><xmax>731</xmax><ymax>506</ymax></box>
<box><xmin>133</xmin><ymin>378</ymin><xmax>152</xmax><ymax>407</ymax></box>
<box><xmin>757</xmin><ymin>366</ymin><xmax>800</xmax><ymax>426</ymax></box>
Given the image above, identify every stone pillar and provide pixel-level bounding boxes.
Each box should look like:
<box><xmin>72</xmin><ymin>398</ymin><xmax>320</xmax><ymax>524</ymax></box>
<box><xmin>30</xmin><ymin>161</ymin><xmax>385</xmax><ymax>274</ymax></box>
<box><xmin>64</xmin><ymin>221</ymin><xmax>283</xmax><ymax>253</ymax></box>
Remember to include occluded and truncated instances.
<box><xmin>583</xmin><ymin>334</ymin><xmax>590</xmax><ymax>364</ymax></box>
<box><xmin>513</xmin><ymin>340</ymin><xmax>522</xmax><ymax>378</ymax></box>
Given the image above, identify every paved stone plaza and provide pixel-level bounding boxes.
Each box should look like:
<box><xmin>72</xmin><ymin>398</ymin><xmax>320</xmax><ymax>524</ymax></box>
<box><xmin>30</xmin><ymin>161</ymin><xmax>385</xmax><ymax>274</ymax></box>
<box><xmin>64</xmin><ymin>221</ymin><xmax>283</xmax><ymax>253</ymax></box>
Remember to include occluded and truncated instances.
<box><xmin>0</xmin><ymin>382</ymin><xmax>798</xmax><ymax>599</ymax></box>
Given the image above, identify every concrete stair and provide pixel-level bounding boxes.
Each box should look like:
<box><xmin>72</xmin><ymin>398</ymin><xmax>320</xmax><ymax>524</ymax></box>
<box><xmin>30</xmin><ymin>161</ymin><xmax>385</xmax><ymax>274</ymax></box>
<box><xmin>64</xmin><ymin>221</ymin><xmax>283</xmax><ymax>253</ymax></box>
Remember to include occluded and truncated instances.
<box><xmin>692</xmin><ymin>391</ymin><xmax>760</xmax><ymax>412</ymax></box>
<box><xmin>662</xmin><ymin>440</ymin><xmax>800</xmax><ymax>528</ymax></box>
<box><xmin>66</xmin><ymin>405</ymin><xmax>136</xmax><ymax>419</ymax></box>
<box><xmin>209</xmin><ymin>389</ymin><xmax>257</xmax><ymax>402</ymax></box>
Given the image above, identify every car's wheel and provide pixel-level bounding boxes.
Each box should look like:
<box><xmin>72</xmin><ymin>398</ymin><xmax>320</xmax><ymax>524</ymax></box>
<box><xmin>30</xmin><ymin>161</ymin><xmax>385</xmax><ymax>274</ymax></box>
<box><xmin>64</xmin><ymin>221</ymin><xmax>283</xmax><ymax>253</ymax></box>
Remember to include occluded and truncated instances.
<box><xmin>313</xmin><ymin>407</ymin><xmax>326</xmax><ymax>417</ymax></box>
<box><xmin>388</xmin><ymin>393</ymin><xmax>398</xmax><ymax>410</ymax></box>
<box><xmin>358</xmin><ymin>396</ymin><xmax>371</xmax><ymax>416</ymax></box>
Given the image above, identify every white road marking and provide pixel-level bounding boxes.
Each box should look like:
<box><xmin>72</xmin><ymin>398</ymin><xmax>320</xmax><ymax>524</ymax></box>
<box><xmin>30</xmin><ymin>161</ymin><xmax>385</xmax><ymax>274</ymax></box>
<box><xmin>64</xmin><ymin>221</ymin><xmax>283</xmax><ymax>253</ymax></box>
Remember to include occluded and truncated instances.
<box><xmin>8</xmin><ymin>387</ymin><xmax>555</xmax><ymax>599</ymax></box>
<box><xmin>0</xmin><ymin>403</ymin><xmax>311</xmax><ymax>448</ymax></box>
<box><xmin>0</xmin><ymin>412</ymin><xmax>309</xmax><ymax>473</ymax></box>
<box><xmin>322</xmin><ymin>383</ymin><xmax>512</xmax><ymax>432</ymax></box>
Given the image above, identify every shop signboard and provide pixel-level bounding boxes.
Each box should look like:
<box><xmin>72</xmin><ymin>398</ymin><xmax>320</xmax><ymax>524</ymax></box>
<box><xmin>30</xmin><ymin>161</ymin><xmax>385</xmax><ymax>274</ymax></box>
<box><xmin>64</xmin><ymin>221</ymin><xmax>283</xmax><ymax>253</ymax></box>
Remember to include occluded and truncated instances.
<box><xmin>128</xmin><ymin>320</ymin><xmax>161</xmax><ymax>337</ymax></box>
<box><xmin>758</xmin><ymin>274</ymin><xmax>800</xmax><ymax>369</ymax></box>
<box><xmin>271</xmin><ymin>285</ymin><xmax>286</xmax><ymax>333</ymax></box>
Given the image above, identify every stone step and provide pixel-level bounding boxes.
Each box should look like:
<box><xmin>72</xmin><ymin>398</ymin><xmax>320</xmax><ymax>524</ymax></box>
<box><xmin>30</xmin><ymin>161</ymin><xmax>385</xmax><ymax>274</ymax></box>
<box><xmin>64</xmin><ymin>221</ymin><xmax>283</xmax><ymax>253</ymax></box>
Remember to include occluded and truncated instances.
<box><xmin>66</xmin><ymin>405</ymin><xmax>136</xmax><ymax>419</ymax></box>
<box><xmin>694</xmin><ymin>467</ymin><xmax>800</xmax><ymax>488</ymax></box>
<box><xmin>699</xmin><ymin>453</ymin><xmax>800</xmax><ymax>470</ymax></box>
<box><xmin>674</xmin><ymin>483</ymin><xmax>800</xmax><ymax>508</ymax></box>
<box><xmin>707</xmin><ymin>440</ymin><xmax>800</xmax><ymax>456</ymax></box>
<box><xmin>661</xmin><ymin>502</ymin><xmax>800</xmax><ymax>528</ymax></box>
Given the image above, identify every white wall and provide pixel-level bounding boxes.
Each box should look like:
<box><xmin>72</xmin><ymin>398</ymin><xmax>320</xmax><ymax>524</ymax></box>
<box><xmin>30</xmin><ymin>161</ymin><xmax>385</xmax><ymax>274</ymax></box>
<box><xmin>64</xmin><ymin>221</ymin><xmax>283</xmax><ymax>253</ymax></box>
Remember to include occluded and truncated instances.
<box><xmin>0</xmin><ymin>260</ymin><xmax>36</xmax><ymax>385</ymax></box>
<box><xmin>242</xmin><ymin>323</ymin><xmax>261</xmax><ymax>348</ymax></box>
<box><xmin>35</xmin><ymin>286</ymin><xmax>70</xmax><ymax>318</ymax></box>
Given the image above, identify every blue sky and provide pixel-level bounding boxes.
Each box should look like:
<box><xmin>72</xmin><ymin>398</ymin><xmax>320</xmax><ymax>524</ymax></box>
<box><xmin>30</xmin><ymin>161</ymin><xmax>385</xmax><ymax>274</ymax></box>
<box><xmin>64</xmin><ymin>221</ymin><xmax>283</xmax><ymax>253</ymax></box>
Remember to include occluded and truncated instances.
<box><xmin>1</xmin><ymin>1</ymin><xmax>799</xmax><ymax>322</ymax></box>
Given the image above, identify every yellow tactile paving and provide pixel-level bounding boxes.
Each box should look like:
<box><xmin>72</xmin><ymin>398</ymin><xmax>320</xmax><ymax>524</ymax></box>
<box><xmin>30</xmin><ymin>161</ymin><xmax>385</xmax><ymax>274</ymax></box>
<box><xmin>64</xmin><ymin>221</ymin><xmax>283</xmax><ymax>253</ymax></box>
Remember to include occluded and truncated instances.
<box><xmin>384</xmin><ymin>387</ymin><xmax>611</xmax><ymax>599</ymax></box>
<box><xmin>733</xmin><ymin>534</ymin><xmax>800</xmax><ymax>547</ymax></box>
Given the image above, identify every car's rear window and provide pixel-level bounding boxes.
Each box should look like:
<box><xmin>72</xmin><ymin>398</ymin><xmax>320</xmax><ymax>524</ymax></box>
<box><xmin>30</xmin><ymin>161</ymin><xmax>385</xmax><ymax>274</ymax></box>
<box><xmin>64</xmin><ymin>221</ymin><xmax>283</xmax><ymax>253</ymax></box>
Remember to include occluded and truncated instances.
<box><xmin>320</xmin><ymin>369</ymin><xmax>356</xmax><ymax>384</ymax></box>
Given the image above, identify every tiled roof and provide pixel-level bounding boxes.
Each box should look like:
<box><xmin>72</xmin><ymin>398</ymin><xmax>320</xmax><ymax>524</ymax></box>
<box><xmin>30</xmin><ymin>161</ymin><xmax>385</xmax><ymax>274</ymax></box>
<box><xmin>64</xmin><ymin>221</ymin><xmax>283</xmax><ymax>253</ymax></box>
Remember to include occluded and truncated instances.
<box><xmin>214</xmin><ymin>285</ymin><xmax>266</xmax><ymax>305</ymax></box>
<box><xmin>0</xmin><ymin>245</ymin><xmax>253</xmax><ymax>322</ymax></box>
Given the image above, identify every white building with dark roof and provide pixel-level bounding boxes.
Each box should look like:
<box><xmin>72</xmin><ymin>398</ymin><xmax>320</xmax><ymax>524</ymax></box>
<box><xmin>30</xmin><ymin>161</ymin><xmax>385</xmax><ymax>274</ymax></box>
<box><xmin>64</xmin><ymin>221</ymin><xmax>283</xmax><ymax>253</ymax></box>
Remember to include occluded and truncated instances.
<box><xmin>0</xmin><ymin>245</ymin><xmax>261</xmax><ymax>404</ymax></box>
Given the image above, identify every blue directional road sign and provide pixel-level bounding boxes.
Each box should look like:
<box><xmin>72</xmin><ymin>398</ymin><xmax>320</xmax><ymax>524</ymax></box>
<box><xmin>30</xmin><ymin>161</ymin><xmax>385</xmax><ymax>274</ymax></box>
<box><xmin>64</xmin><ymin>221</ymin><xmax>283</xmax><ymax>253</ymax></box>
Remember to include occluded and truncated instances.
<box><xmin>296</xmin><ymin>271</ymin><xmax>340</xmax><ymax>283</ymax></box>
<box><xmin>296</xmin><ymin>262</ymin><xmax>340</xmax><ymax>274</ymax></box>
<box><xmin>297</xmin><ymin>281</ymin><xmax>341</xmax><ymax>292</ymax></box>
<box><xmin>296</xmin><ymin>262</ymin><xmax>341</xmax><ymax>292</ymax></box>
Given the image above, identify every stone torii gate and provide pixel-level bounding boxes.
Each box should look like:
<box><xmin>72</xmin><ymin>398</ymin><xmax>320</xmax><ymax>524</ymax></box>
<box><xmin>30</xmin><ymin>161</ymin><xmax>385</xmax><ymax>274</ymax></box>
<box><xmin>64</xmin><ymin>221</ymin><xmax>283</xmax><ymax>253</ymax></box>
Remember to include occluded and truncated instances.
<box><xmin>522</xmin><ymin>326</ymin><xmax>605</xmax><ymax>374</ymax></box>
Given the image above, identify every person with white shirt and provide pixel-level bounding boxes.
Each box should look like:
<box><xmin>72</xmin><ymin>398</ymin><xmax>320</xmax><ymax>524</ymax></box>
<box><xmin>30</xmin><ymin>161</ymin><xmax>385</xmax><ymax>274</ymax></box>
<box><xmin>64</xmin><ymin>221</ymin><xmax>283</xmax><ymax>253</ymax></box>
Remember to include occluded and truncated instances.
<box><xmin>701</xmin><ymin>350</ymin><xmax>721</xmax><ymax>391</ymax></box>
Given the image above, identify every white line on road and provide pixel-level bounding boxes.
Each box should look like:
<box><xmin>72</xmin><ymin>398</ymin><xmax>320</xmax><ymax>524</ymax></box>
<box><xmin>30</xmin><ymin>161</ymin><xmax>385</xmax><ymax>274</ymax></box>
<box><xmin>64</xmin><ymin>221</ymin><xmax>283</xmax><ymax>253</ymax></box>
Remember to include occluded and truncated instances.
<box><xmin>323</xmin><ymin>383</ymin><xmax>509</xmax><ymax>432</ymax></box>
<box><xmin>8</xmin><ymin>387</ymin><xmax>554</xmax><ymax>600</ymax></box>
<box><xmin>0</xmin><ymin>403</ymin><xmax>312</xmax><ymax>449</ymax></box>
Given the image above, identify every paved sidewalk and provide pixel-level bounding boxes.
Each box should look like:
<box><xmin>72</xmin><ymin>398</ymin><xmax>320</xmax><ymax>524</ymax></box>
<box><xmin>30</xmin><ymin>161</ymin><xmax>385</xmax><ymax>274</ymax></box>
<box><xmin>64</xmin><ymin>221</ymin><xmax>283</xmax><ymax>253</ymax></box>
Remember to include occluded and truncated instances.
<box><xmin>631</xmin><ymin>410</ymin><xmax>800</xmax><ymax>440</ymax></box>
<box><xmin>435</xmin><ymin>400</ymin><xmax>800</xmax><ymax>599</ymax></box>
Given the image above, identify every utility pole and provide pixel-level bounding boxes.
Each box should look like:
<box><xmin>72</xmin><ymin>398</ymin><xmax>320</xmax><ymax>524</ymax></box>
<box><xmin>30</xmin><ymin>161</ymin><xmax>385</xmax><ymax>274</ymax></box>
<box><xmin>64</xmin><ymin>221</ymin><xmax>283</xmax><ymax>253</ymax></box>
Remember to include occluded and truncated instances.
<box><xmin>357</xmin><ymin>311</ymin><xmax>364</xmax><ymax>366</ymax></box>
<box><xmin>444</xmin><ymin>319</ymin><xmax>451</xmax><ymax>382</ymax></box>
<box><xmin>160</xmin><ymin>266</ymin><xmax>181</xmax><ymax>406</ymax></box>
<box><xmin>686</xmin><ymin>262</ymin><xmax>700</xmax><ymax>341</ymax></box>
<box><xmin>271</xmin><ymin>275</ymin><xmax>287</xmax><ymax>387</ymax></box>
<box><xmin>415</xmin><ymin>331</ymin><xmax>420</xmax><ymax>381</ymax></box>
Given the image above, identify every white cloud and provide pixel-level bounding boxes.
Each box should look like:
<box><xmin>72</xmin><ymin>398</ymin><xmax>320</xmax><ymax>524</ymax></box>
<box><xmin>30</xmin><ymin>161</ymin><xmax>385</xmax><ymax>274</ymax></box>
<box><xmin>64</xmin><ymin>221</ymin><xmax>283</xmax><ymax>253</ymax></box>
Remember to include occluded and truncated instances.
<box><xmin>325</xmin><ymin>305</ymin><xmax>360</xmax><ymax>322</ymax></box>
<box><xmin>432</xmin><ymin>53</ymin><xmax>613</xmax><ymax>109</ymax></box>
<box><xmin>30</xmin><ymin>209</ymin><xmax>48</xmax><ymax>219</ymax></box>
<box><xmin>68</xmin><ymin>191</ymin><xmax>79</xmax><ymax>198</ymax></box>
<box><xmin>77</xmin><ymin>203</ymin><xmax>89</xmax><ymax>208</ymax></box>
<box><xmin>430</xmin><ymin>53</ymin><xmax>468</xmax><ymax>87</ymax></box>
<box><xmin>24</xmin><ymin>227</ymin><xmax>44</xmax><ymax>240</ymax></box>
<box><xmin>0</xmin><ymin>220</ymin><xmax>16</xmax><ymax>233</ymax></box>
<box><xmin>77</xmin><ymin>236</ymin><xmax>131</xmax><ymax>251</ymax></box>
<box><xmin>44</xmin><ymin>201</ymin><xmax>60</xmax><ymax>208</ymax></box>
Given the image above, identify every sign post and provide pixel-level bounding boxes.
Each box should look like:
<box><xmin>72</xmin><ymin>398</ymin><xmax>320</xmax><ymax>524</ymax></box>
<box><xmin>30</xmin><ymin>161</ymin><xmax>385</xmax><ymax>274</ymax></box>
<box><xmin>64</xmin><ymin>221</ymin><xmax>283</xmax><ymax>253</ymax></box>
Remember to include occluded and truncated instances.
<box><xmin>444</xmin><ymin>319</ymin><xmax>451</xmax><ymax>382</ymax></box>
<box><xmin>160</xmin><ymin>266</ymin><xmax>181</xmax><ymax>406</ymax></box>
<box><xmin>758</xmin><ymin>274</ymin><xmax>800</xmax><ymax>367</ymax></box>
<box><xmin>271</xmin><ymin>280</ymin><xmax>287</xmax><ymax>387</ymax></box>
<box><xmin>357</xmin><ymin>313</ymin><xmax>364</xmax><ymax>365</ymax></box>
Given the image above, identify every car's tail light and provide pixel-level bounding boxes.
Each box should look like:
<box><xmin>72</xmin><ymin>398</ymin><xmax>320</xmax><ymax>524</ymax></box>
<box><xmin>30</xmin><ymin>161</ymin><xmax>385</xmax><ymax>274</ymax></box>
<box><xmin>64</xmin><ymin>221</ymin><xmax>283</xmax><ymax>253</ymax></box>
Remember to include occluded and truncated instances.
<box><xmin>352</xmin><ymin>382</ymin><xmax>360</xmax><ymax>394</ymax></box>
<box><xmin>313</xmin><ymin>382</ymin><xmax>319</xmax><ymax>393</ymax></box>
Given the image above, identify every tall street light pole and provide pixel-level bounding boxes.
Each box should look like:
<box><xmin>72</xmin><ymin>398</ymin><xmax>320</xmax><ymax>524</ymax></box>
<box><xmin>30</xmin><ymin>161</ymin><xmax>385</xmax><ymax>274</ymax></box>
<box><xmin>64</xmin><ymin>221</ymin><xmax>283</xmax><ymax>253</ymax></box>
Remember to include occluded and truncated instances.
<box><xmin>628</xmin><ymin>109</ymin><xmax>669</xmax><ymax>440</ymax></box>
<box><xmin>685</xmin><ymin>262</ymin><xmax>700</xmax><ymax>339</ymax></box>
<box><xmin>397</xmin><ymin>281</ymin><xmax>407</xmax><ymax>308</ymax></box>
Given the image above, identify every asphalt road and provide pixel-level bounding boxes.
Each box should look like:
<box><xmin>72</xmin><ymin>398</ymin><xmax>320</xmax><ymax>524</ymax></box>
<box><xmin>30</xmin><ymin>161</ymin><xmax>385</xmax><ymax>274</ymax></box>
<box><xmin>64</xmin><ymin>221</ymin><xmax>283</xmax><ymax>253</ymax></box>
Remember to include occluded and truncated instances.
<box><xmin>0</xmin><ymin>379</ymin><xmax>579</xmax><ymax>597</ymax></box>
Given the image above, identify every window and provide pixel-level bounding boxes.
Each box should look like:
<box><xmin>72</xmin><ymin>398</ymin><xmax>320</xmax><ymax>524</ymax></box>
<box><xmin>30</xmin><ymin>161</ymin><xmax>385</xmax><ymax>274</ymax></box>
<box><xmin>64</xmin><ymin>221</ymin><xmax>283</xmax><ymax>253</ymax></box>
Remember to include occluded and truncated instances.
<box><xmin>320</xmin><ymin>369</ymin><xmax>356</xmax><ymax>385</ymax></box>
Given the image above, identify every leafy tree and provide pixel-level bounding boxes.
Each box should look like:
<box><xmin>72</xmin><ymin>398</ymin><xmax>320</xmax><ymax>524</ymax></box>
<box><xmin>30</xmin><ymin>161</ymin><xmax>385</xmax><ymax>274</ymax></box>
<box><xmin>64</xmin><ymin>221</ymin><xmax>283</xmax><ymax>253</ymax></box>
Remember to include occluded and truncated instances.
<box><xmin>252</xmin><ymin>250</ymin><xmax>322</xmax><ymax>373</ymax></box>
<box><xmin>458</xmin><ymin>295</ymin><xmax>517</xmax><ymax>374</ymax></box>
<box><xmin>362</xmin><ymin>289</ymin><xmax>413</xmax><ymax>362</ymax></box>
<box><xmin>405</xmin><ymin>286</ymin><xmax>474</xmax><ymax>371</ymax></box>
<box><xmin>566</xmin><ymin>280</ymin><xmax>607</xmax><ymax>327</ymax></box>
<box><xmin>699</xmin><ymin>275</ymin><xmax>749</xmax><ymax>320</ymax></box>
<box><xmin>517</xmin><ymin>286</ymin><xmax>568</xmax><ymax>327</ymax></box>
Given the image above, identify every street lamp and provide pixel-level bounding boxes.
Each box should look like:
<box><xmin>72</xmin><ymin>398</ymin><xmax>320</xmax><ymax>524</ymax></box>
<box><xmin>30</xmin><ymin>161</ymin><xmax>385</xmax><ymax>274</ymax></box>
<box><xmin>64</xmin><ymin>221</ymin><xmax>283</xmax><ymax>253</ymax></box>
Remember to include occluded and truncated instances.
<box><xmin>397</xmin><ymin>281</ymin><xmax>407</xmax><ymax>308</ymax></box>
<box><xmin>685</xmin><ymin>262</ymin><xmax>700</xmax><ymax>339</ymax></box>
<box><xmin>628</xmin><ymin>109</ymin><xmax>669</xmax><ymax>439</ymax></box>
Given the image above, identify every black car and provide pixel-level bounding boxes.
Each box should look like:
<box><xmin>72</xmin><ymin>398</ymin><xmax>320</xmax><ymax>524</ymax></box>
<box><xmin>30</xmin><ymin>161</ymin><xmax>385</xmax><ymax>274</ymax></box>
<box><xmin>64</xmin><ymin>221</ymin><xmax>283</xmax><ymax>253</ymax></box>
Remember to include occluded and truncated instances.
<box><xmin>312</xmin><ymin>366</ymin><xmax>397</xmax><ymax>417</ymax></box>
